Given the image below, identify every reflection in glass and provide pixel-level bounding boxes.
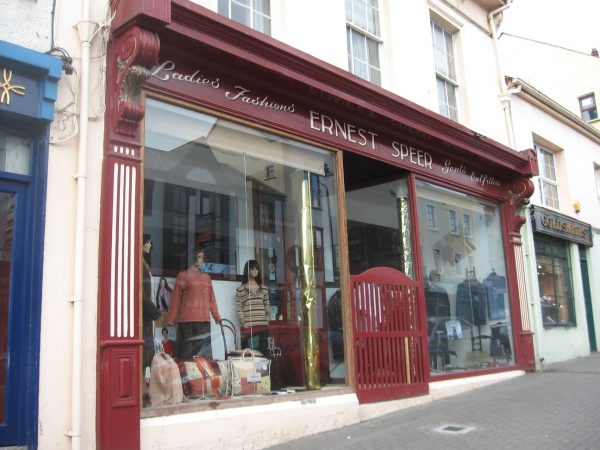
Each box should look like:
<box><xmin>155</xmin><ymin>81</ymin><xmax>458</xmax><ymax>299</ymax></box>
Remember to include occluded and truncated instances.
<box><xmin>0</xmin><ymin>192</ymin><xmax>15</xmax><ymax>422</ymax></box>
<box><xmin>142</xmin><ymin>98</ymin><xmax>343</xmax><ymax>408</ymax></box>
<box><xmin>416</xmin><ymin>181</ymin><xmax>514</xmax><ymax>374</ymax></box>
<box><xmin>346</xmin><ymin>179</ymin><xmax>411</xmax><ymax>276</ymax></box>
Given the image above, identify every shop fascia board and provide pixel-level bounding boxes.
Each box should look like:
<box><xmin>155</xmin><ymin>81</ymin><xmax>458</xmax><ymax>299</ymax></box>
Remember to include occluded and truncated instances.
<box><xmin>133</xmin><ymin>0</ymin><xmax>536</xmax><ymax>178</ymax></box>
<box><xmin>507</xmin><ymin>77</ymin><xmax>600</xmax><ymax>146</ymax></box>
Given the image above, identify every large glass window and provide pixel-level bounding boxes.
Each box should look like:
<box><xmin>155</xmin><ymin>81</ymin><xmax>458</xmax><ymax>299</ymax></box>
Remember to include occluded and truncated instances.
<box><xmin>534</xmin><ymin>234</ymin><xmax>575</xmax><ymax>327</ymax></box>
<box><xmin>142</xmin><ymin>98</ymin><xmax>343</xmax><ymax>409</ymax></box>
<box><xmin>346</xmin><ymin>0</ymin><xmax>382</xmax><ymax>85</ymax></box>
<box><xmin>416</xmin><ymin>181</ymin><xmax>514</xmax><ymax>374</ymax></box>
<box><xmin>431</xmin><ymin>19</ymin><xmax>458</xmax><ymax>121</ymax></box>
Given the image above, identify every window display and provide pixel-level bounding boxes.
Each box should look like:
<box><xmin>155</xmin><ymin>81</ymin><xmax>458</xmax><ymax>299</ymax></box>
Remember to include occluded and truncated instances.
<box><xmin>534</xmin><ymin>234</ymin><xmax>575</xmax><ymax>326</ymax></box>
<box><xmin>416</xmin><ymin>181</ymin><xmax>514</xmax><ymax>374</ymax></box>
<box><xmin>142</xmin><ymin>98</ymin><xmax>344</xmax><ymax>409</ymax></box>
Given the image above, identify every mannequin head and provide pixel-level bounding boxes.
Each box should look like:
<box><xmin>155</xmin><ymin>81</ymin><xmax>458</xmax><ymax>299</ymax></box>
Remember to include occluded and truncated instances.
<box><xmin>242</xmin><ymin>259</ymin><xmax>262</xmax><ymax>285</ymax></box>
<box><xmin>193</xmin><ymin>249</ymin><xmax>206</xmax><ymax>269</ymax></box>
<box><xmin>429</xmin><ymin>270</ymin><xmax>441</xmax><ymax>283</ymax></box>
<box><xmin>143</xmin><ymin>234</ymin><xmax>152</xmax><ymax>255</ymax></box>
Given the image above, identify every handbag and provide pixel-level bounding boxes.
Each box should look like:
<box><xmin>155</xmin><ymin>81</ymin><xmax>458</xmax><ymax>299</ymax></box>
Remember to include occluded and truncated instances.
<box><xmin>227</xmin><ymin>348</ymin><xmax>271</xmax><ymax>396</ymax></box>
<box><xmin>178</xmin><ymin>356</ymin><xmax>230</xmax><ymax>399</ymax></box>
<box><xmin>148</xmin><ymin>352</ymin><xmax>184</xmax><ymax>407</ymax></box>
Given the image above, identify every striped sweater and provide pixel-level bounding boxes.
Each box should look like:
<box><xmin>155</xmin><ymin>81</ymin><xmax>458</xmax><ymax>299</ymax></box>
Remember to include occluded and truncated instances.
<box><xmin>235</xmin><ymin>285</ymin><xmax>271</xmax><ymax>327</ymax></box>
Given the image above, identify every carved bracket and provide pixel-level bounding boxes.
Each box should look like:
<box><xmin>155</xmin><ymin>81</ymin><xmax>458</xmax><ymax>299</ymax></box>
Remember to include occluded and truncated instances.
<box><xmin>506</xmin><ymin>177</ymin><xmax>535</xmax><ymax>237</ymax></box>
<box><xmin>114</xmin><ymin>26</ymin><xmax>160</xmax><ymax>137</ymax></box>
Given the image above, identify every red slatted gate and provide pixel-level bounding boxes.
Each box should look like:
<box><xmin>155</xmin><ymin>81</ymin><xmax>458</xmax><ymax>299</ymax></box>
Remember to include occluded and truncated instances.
<box><xmin>351</xmin><ymin>267</ymin><xmax>428</xmax><ymax>403</ymax></box>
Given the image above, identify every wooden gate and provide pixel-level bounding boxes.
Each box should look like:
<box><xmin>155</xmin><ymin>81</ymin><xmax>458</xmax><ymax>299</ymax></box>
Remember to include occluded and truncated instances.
<box><xmin>351</xmin><ymin>267</ymin><xmax>428</xmax><ymax>403</ymax></box>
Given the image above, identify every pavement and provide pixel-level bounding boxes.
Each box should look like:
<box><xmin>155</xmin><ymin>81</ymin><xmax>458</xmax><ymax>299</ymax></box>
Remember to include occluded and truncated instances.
<box><xmin>266</xmin><ymin>353</ymin><xmax>600</xmax><ymax>450</ymax></box>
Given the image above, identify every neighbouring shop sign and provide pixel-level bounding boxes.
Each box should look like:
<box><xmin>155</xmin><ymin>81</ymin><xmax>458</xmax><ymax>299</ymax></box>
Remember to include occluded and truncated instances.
<box><xmin>531</xmin><ymin>205</ymin><xmax>593</xmax><ymax>247</ymax></box>
<box><xmin>0</xmin><ymin>65</ymin><xmax>39</xmax><ymax>117</ymax></box>
<box><xmin>0</xmin><ymin>41</ymin><xmax>61</xmax><ymax>122</ymax></box>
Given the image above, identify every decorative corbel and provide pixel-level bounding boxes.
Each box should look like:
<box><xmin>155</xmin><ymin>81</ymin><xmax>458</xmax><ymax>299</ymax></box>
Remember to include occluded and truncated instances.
<box><xmin>114</xmin><ymin>25</ymin><xmax>160</xmax><ymax>137</ymax></box>
<box><xmin>506</xmin><ymin>177</ymin><xmax>535</xmax><ymax>240</ymax></box>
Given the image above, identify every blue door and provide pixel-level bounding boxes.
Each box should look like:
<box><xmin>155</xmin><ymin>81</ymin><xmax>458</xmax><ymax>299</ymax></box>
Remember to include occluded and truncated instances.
<box><xmin>0</xmin><ymin>181</ymin><xmax>28</xmax><ymax>445</ymax></box>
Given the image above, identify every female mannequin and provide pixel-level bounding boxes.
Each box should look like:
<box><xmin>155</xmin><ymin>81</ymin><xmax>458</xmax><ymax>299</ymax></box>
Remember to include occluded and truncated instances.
<box><xmin>235</xmin><ymin>260</ymin><xmax>271</xmax><ymax>354</ymax></box>
<box><xmin>142</xmin><ymin>235</ymin><xmax>160</xmax><ymax>368</ymax></box>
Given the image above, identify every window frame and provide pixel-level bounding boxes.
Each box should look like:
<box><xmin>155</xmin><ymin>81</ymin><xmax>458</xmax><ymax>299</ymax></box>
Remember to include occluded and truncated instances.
<box><xmin>430</xmin><ymin>18</ymin><xmax>459</xmax><ymax>121</ymax></box>
<box><xmin>345</xmin><ymin>0</ymin><xmax>382</xmax><ymax>85</ymax></box>
<box><xmin>426</xmin><ymin>204</ymin><xmax>436</xmax><ymax>229</ymax></box>
<box><xmin>578</xmin><ymin>93</ymin><xmax>598</xmax><ymax>122</ymax></box>
<box><xmin>449</xmin><ymin>209</ymin><xmax>458</xmax><ymax>234</ymax></box>
<box><xmin>141</xmin><ymin>95</ymin><xmax>346</xmax><ymax>412</ymax></box>
<box><xmin>535</xmin><ymin>144</ymin><xmax>560</xmax><ymax>209</ymax></box>
<box><xmin>462</xmin><ymin>213</ymin><xmax>471</xmax><ymax>237</ymax></box>
<box><xmin>218</xmin><ymin>0</ymin><xmax>271</xmax><ymax>35</ymax></box>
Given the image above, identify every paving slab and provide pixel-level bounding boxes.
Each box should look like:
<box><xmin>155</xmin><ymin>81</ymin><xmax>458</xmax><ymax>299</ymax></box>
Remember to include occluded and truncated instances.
<box><xmin>267</xmin><ymin>354</ymin><xmax>600</xmax><ymax>450</ymax></box>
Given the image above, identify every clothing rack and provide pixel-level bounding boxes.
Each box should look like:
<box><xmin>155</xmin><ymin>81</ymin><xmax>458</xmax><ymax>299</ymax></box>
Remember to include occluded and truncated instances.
<box><xmin>465</xmin><ymin>267</ymin><xmax>477</xmax><ymax>279</ymax></box>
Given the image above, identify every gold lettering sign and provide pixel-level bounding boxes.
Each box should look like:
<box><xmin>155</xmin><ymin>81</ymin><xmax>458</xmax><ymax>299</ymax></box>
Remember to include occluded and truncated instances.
<box><xmin>0</xmin><ymin>68</ymin><xmax>26</xmax><ymax>105</ymax></box>
<box><xmin>533</xmin><ymin>206</ymin><xmax>593</xmax><ymax>247</ymax></box>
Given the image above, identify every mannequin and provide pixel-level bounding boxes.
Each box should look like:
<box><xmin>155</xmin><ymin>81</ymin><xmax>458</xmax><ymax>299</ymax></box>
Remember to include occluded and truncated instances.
<box><xmin>236</xmin><ymin>260</ymin><xmax>271</xmax><ymax>355</ymax></box>
<box><xmin>424</xmin><ymin>270</ymin><xmax>451</xmax><ymax>324</ymax></box>
<box><xmin>167</xmin><ymin>249</ymin><xmax>221</xmax><ymax>359</ymax></box>
<box><xmin>142</xmin><ymin>235</ymin><xmax>161</xmax><ymax>370</ymax></box>
<box><xmin>424</xmin><ymin>269</ymin><xmax>451</xmax><ymax>367</ymax></box>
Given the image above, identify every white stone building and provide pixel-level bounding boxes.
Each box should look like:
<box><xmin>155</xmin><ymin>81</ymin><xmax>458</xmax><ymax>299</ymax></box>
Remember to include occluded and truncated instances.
<box><xmin>2</xmin><ymin>1</ymin><xmax>598</xmax><ymax>449</ymax></box>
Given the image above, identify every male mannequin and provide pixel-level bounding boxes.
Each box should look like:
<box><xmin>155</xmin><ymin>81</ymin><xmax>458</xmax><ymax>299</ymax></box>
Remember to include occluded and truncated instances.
<box><xmin>167</xmin><ymin>249</ymin><xmax>221</xmax><ymax>359</ymax></box>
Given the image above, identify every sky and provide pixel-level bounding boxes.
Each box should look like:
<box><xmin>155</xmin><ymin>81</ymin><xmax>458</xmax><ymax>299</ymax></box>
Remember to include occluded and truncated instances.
<box><xmin>501</xmin><ymin>0</ymin><xmax>600</xmax><ymax>55</ymax></box>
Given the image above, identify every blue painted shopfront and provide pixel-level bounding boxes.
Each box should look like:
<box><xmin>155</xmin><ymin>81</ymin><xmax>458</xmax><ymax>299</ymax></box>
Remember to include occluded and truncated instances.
<box><xmin>0</xmin><ymin>40</ymin><xmax>60</xmax><ymax>448</ymax></box>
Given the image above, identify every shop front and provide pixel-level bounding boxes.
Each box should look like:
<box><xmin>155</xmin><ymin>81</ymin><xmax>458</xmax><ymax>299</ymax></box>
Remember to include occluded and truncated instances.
<box><xmin>99</xmin><ymin>2</ymin><xmax>538</xmax><ymax>449</ymax></box>
<box><xmin>530</xmin><ymin>206</ymin><xmax>594</xmax><ymax>341</ymax></box>
<box><xmin>0</xmin><ymin>40</ymin><xmax>61</xmax><ymax>448</ymax></box>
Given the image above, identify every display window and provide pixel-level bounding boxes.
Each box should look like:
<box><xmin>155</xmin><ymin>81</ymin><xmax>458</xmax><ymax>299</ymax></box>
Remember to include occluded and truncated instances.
<box><xmin>141</xmin><ymin>98</ymin><xmax>344</xmax><ymax>409</ymax></box>
<box><xmin>534</xmin><ymin>234</ymin><xmax>575</xmax><ymax>327</ymax></box>
<box><xmin>415</xmin><ymin>180</ymin><xmax>514</xmax><ymax>374</ymax></box>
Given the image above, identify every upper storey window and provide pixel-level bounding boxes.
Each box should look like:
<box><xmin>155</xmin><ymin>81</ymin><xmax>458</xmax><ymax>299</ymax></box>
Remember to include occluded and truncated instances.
<box><xmin>346</xmin><ymin>0</ymin><xmax>382</xmax><ymax>85</ymax></box>
<box><xmin>535</xmin><ymin>144</ymin><xmax>560</xmax><ymax>209</ymax></box>
<box><xmin>579</xmin><ymin>93</ymin><xmax>598</xmax><ymax>122</ymax></box>
<box><xmin>218</xmin><ymin>0</ymin><xmax>271</xmax><ymax>35</ymax></box>
<box><xmin>431</xmin><ymin>19</ymin><xmax>458</xmax><ymax>121</ymax></box>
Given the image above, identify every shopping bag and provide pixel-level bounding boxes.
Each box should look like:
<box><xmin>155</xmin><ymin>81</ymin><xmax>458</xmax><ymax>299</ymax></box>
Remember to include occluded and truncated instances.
<box><xmin>178</xmin><ymin>356</ymin><xmax>230</xmax><ymax>399</ymax></box>
<box><xmin>148</xmin><ymin>352</ymin><xmax>184</xmax><ymax>407</ymax></box>
<box><xmin>228</xmin><ymin>348</ymin><xmax>271</xmax><ymax>395</ymax></box>
<box><xmin>178</xmin><ymin>359</ymin><xmax>208</xmax><ymax>398</ymax></box>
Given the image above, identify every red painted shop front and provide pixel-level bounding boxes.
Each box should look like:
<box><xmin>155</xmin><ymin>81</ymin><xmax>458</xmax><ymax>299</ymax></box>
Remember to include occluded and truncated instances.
<box><xmin>98</xmin><ymin>2</ymin><xmax>538</xmax><ymax>449</ymax></box>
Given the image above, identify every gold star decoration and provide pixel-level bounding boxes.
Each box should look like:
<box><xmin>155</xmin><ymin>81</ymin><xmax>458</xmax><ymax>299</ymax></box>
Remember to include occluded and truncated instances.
<box><xmin>0</xmin><ymin>68</ymin><xmax>26</xmax><ymax>105</ymax></box>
